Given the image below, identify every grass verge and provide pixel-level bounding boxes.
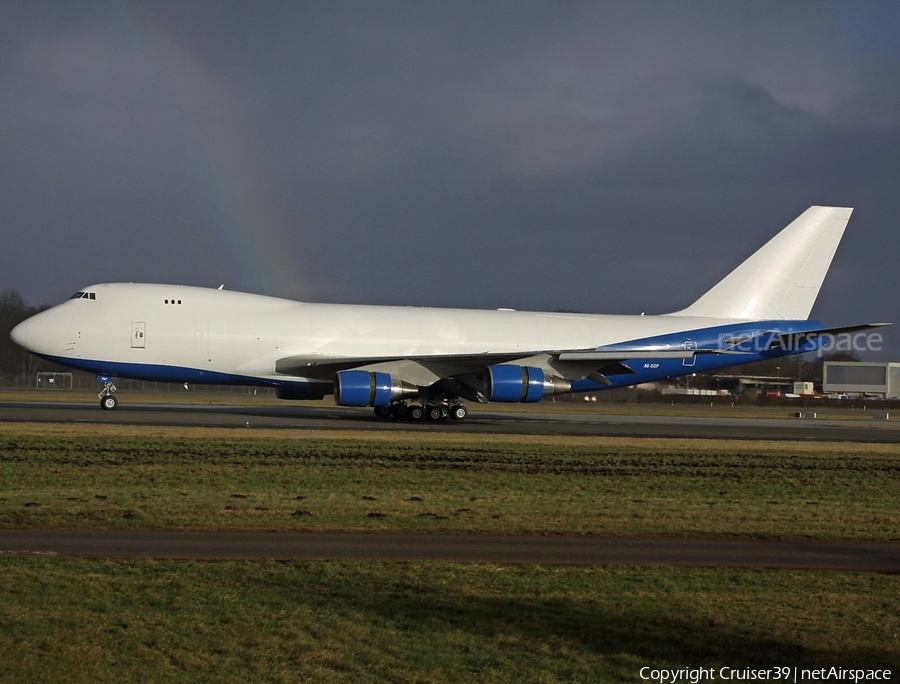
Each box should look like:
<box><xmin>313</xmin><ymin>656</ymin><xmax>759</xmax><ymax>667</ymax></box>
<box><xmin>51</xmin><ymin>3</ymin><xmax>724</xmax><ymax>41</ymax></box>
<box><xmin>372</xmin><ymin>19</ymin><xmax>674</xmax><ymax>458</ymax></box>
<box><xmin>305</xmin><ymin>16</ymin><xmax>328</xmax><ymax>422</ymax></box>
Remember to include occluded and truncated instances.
<box><xmin>1</xmin><ymin>558</ymin><xmax>897</xmax><ymax>683</ymax></box>
<box><xmin>1</xmin><ymin>423</ymin><xmax>898</xmax><ymax>539</ymax></box>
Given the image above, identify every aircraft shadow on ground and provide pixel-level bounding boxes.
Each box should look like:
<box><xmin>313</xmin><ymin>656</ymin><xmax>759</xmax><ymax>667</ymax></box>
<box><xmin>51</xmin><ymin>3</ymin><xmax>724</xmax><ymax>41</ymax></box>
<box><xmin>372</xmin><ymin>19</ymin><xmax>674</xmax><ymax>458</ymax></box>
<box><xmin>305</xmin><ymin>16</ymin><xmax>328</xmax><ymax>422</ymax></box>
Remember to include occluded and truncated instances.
<box><xmin>289</xmin><ymin>565</ymin><xmax>895</xmax><ymax>671</ymax></box>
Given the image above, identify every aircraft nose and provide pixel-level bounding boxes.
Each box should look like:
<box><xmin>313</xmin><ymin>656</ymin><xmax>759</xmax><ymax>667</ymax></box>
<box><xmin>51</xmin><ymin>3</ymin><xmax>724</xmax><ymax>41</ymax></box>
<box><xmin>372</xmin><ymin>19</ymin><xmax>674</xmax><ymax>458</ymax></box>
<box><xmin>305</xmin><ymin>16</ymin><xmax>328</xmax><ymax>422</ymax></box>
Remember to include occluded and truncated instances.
<box><xmin>10</xmin><ymin>305</ymin><xmax>72</xmax><ymax>356</ymax></box>
<box><xmin>10</xmin><ymin>318</ymin><xmax>32</xmax><ymax>350</ymax></box>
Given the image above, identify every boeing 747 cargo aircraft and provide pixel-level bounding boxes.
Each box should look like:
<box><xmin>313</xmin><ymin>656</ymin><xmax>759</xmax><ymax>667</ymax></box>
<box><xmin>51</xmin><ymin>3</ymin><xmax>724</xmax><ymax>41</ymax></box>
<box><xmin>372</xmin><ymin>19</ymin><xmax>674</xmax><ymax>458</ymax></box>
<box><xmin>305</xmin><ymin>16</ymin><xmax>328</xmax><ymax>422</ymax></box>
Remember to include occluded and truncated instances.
<box><xmin>10</xmin><ymin>206</ymin><xmax>886</xmax><ymax>420</ymax></box>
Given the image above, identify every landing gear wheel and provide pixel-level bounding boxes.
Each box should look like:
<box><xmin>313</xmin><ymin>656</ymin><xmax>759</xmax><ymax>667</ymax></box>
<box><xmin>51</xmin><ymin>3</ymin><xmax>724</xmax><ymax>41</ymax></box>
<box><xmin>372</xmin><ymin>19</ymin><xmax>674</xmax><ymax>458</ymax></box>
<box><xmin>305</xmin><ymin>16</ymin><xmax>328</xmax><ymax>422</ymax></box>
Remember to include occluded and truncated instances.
<box><xmin>450</xmin><ymin>404</ymin><xmax>468</xmax><ymax>421</ymax></box>
<box><xmin>373</xmin><ymin>405</ymin><xmax>392</xmax><ymax>418</ymax></box>
<box><xmin>426</xmin><ymin>405</ymin><xmax>443</xmax><ymax>421</ymax></box>
<box><xmin>97</xmin><ymin>376</ymin><xmax>118</xmax><ymax>410</ymax></box>
<box><xmin>390</xmin><ymin>403</ymin><xmax>409</xmax><ymax>419</ymax></box>
<box><xmin>408</xmin><ymin>405</ymin><xmax>424</xmax><ymax>420</ymax></box>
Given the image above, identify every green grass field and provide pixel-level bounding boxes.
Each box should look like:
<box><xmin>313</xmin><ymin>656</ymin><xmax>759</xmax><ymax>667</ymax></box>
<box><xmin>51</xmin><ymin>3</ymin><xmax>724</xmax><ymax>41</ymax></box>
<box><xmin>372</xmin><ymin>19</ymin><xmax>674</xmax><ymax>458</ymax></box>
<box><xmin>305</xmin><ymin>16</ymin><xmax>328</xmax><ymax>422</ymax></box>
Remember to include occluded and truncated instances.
<box><xmin>1</xmin><ymin>559</ymin><xmax>897</xmax><ymax>683</ymax></box>
<box><xmin>1</xmin><ymin>422</ymin><xmax>898</xmax><ymax>681</ymax></box>
<box><xmin>1</xmin><ymin>424</ymin><xmax>897</xmax><ymax>539</ymax></box>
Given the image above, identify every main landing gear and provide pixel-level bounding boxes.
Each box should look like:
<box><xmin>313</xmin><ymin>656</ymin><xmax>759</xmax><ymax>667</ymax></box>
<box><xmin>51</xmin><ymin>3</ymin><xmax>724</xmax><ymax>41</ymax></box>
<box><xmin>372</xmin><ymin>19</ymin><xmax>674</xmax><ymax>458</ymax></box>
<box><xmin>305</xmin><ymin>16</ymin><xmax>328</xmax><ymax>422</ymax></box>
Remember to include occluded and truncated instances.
<box><xmin>98</xmin><ymin>376</ymin><xmax>118</xmax><ymax>410</ymax></box>
<box><xmin>373</xmin><ymin>401</ymin><xmax>468</xmax><ymax>421</ymax></box>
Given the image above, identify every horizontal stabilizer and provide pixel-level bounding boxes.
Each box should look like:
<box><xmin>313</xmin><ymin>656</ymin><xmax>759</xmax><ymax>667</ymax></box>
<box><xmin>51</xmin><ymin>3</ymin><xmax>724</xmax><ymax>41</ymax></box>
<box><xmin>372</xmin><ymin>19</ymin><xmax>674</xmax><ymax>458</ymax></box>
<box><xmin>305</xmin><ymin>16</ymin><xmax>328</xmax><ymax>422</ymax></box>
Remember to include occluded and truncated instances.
<box><xmin>772</xmin><ymin>323</ymin><xmax>891</xmax><ymax>352</ymax></box>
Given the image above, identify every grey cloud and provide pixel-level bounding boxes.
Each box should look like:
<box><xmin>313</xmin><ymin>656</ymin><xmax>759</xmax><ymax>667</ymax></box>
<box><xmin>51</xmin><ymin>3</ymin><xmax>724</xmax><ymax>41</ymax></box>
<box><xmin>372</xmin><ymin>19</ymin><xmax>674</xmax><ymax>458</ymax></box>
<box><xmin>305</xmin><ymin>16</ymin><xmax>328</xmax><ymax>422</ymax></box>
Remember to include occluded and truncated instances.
<box><xmin>1</xmin><ymin>0</ymin><xmax>897</xmax><ymax>356</ymax></box>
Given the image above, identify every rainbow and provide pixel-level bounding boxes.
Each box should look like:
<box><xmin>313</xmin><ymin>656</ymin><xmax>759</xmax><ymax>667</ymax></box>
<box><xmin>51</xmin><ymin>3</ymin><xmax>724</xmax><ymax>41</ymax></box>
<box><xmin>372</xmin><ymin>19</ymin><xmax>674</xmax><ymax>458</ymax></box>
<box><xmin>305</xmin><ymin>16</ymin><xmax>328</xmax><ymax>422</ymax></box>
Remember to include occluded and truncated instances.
<box><xmin>115</xmin><ymin>2</ymin><xmax>303</xmax><ymax>298</ymax></box>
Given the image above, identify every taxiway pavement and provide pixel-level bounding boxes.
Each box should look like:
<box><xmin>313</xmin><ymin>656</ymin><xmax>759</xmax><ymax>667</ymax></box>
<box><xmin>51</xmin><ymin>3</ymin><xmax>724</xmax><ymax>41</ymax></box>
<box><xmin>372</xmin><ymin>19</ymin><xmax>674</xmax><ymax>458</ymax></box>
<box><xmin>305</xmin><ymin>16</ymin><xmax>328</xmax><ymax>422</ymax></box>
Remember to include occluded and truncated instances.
<box><xmin>1</xmin><ymin>400</ymin><xmax>898</xmax><ymax>442</ymax></box>
<box><xmin>1</xmin><ymin>530</ymin><xmax>898</xmax><ymax>572</ymax></box>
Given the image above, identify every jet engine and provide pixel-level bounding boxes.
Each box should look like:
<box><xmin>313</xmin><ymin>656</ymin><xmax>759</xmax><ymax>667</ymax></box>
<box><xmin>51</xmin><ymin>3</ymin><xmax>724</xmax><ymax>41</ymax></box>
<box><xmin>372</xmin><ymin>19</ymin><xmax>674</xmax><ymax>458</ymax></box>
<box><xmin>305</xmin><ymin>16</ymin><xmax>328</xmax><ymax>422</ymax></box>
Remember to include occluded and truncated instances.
<box><xmin>334</xmin><ymin>370</ymin><xmax>418</xmax><ymax>407</ymax></box>
<box><xmin>485</xmin><ymin>365</ymin><xmax>571</xmax><ymax>403</ymax></box>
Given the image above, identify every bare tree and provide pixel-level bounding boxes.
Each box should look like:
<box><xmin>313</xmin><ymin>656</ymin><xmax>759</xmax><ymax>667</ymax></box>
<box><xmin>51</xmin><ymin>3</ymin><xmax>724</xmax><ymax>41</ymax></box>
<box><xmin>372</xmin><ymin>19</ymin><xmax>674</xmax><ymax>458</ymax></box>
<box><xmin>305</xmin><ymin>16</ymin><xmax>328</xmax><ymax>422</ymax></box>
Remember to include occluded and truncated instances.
<box><xmin>0</xmin><ymin>290</ymin><xmax>47</xmax><ymax>385</ymax></box>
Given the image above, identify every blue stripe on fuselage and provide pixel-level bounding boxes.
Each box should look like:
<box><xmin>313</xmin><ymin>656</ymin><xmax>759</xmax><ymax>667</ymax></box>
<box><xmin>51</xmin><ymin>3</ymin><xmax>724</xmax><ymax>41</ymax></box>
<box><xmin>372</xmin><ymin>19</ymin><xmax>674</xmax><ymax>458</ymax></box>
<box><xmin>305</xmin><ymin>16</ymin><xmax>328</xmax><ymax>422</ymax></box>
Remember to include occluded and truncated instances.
<box><xmin>570</xmin><ymin>320</ymin><xmax>825</xmax><ymax>393</ymax></box>
<box><xmin>32</xmin><ymin>354</ymin><xmax>311</xmax><ymax>389</ymax></box>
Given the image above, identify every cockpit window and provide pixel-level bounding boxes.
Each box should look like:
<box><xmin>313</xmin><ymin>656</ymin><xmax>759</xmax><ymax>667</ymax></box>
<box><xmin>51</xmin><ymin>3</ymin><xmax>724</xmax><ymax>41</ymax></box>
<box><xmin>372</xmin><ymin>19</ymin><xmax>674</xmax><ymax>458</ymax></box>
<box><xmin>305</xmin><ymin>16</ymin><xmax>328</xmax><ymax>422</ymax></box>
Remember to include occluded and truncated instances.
<box><xmin>69</xmin><ymin>292</ymin><xmax>86</xmax><ymax>300</ymax></box>
<box><xmin>68</xmin><ymin>292</ymin><xmax>96</xmax><ymax>300</ymax></box>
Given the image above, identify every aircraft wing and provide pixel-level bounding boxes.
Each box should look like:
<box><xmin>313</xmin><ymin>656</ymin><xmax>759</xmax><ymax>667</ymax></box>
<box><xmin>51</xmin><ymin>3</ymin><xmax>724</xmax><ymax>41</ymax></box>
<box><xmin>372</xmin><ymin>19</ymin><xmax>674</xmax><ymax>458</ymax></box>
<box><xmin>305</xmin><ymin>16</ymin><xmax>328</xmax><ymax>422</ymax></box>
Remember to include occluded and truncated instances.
<box><xmin>275</xmin><ymin>351</ymin><xmax>542</xmax><ymax>382</ymax></box>
<box><xmin>551</xmin><ymin>348</ymin><xmax>749</xmax><ymax>386</ymax></box>
<box><xmin>557</xmin><ymin>349</ymin><xmax>747</xmax><ymax>361</ymax></box>
<box><xmin>272</xmin><ymin>322</ymin><xmax>887</xmax><ymax>393</ymax></box>
<box><xmin>274</xmin><ymin>345</ymin><xmax>748</xmax><ymax>387</ymax></box>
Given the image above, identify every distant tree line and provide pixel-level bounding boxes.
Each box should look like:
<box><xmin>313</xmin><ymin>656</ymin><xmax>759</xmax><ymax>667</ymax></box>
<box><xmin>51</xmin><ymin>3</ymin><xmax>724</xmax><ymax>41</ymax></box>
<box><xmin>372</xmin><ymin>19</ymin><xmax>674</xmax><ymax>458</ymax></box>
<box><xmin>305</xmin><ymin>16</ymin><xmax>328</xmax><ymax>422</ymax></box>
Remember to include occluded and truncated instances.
<box><xmin>0</xmin><ymin>290</ymin><xmax>53</xmax><ymax>385</ymax></box>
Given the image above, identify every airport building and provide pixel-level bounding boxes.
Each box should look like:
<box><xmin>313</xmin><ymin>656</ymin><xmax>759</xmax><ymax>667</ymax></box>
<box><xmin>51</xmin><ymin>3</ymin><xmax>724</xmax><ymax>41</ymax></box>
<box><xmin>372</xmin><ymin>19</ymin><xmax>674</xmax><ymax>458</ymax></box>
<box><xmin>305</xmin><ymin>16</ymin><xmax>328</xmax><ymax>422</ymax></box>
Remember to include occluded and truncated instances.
<box><xmin>823</xmin><ymin>361</ymin><xmax>900</xmax><ymax>399</ymax></box>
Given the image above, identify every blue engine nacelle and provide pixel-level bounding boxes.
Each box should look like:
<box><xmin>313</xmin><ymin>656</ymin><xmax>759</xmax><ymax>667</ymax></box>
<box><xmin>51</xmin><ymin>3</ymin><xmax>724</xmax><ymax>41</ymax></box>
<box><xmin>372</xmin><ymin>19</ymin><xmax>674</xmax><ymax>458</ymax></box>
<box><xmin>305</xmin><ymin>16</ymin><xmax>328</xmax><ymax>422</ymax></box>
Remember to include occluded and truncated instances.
<box><xmin>485</xmin><ymin>365</ymin><xmax>571</xmax><ymax>403</ymax></box>
<box><xmin>334</xmin><ymin>370</ymin><xmax>418</xmax><ymax>407</ymax></box>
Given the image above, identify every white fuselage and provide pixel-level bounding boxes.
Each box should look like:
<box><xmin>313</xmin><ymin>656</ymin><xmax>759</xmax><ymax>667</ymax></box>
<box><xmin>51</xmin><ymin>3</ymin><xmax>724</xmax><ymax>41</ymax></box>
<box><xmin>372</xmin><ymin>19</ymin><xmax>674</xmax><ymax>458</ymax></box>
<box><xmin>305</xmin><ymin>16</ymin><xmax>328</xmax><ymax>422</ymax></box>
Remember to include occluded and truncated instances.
<box><xmin>14</xmin><ymin>282</ymin><xmax>729</xmax><ymax>384</ymax></box>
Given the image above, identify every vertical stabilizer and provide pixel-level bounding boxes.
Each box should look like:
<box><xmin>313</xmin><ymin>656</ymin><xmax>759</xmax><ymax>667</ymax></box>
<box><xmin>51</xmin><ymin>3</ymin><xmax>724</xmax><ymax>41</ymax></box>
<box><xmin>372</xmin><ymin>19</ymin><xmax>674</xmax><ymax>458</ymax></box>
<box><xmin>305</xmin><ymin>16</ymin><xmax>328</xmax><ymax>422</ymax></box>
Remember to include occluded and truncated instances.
<box><xmin>671</xmin><ymin>206</ymin><xmax>852</xmax><ymax>320</ymax></box>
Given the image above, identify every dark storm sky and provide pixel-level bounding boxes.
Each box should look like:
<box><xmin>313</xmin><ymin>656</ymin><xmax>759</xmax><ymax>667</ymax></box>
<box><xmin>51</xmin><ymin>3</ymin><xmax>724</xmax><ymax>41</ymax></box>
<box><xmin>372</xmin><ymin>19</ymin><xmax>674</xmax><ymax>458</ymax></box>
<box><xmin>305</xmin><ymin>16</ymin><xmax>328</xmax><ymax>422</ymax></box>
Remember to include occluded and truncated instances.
<box><xmin>1</xmin><ymin>1</ymin><xmax>898</xmax><ymax>355</ymax></box>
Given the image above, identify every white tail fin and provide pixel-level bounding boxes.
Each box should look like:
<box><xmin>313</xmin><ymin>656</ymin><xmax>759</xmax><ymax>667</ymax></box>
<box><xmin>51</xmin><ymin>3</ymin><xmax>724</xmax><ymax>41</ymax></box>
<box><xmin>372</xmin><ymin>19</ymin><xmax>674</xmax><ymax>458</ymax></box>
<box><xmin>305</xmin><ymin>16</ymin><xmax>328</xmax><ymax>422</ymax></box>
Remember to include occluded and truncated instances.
<box><xmin>671</xmin><ymin>206</ymin><xmax>853</xmax><ymax>320</ymax></box>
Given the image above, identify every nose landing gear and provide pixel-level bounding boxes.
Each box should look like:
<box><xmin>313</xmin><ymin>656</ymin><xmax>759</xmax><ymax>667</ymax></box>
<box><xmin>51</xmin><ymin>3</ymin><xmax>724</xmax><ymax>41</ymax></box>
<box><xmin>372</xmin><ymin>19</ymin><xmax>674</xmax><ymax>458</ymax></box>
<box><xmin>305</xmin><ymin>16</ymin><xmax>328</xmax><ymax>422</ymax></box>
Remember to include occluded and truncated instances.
<box><xmin>98</xmin><ymin>376</ymin><xmax>118</xmax><ymax>410</ymax></box>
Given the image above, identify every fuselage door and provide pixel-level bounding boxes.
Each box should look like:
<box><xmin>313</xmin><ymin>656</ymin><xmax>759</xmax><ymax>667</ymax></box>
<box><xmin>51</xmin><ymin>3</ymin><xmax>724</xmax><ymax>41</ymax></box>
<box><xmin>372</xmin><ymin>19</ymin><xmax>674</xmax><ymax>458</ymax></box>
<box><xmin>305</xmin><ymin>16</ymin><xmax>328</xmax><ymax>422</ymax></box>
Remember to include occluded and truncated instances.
<box><xmin>131</xmin><ymin>321</ymin><xmax>146</xmax><ymax>349</ymax></box>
